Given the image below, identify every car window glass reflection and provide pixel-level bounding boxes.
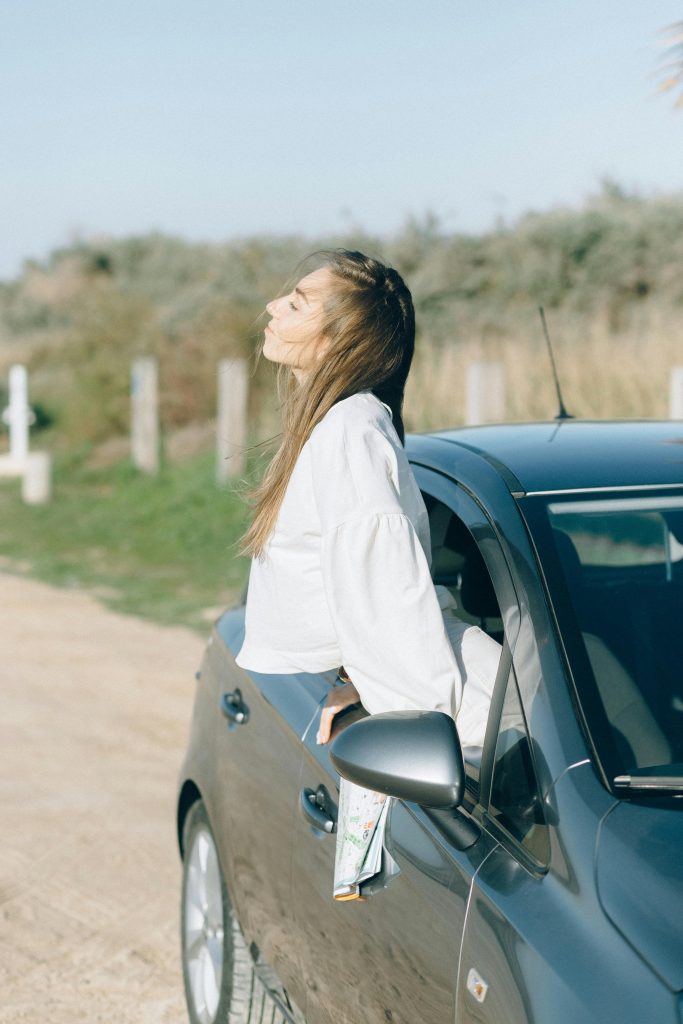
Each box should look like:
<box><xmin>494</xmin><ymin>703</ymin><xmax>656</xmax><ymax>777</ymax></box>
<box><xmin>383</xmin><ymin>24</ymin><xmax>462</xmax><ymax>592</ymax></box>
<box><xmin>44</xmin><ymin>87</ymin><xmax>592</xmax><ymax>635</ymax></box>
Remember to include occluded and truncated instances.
<box><xmin>547</xmin><ymin>497</ymin><xmax>683</xmax><ymax>772</ymax></box>
<box><xmin>489</xmin><ymin>667</ymin><xmax>551</xmax><ymax>867</ymax></box>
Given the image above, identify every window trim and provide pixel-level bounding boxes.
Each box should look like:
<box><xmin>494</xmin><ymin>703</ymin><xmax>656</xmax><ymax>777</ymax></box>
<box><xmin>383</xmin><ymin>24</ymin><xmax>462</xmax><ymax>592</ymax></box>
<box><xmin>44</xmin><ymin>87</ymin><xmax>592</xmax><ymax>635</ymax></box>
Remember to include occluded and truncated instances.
<box><xmin>412</xmin><ymin>465</ymin><xmax>551</xmax><ymax>873</ymax></box>
<box><xmin>412</xmin><ymin>464</ymin><xmax>522</xmax><ymax>806</ymax></box>
<box><xmin>483</xmin><ymin>663</ymin><xmax>551</xmax><ymax>873</ymax></box>
<box><xmin>412</xmin><ymin>464</ymin><xmax>521</xmax><ymax>650</ymax></box>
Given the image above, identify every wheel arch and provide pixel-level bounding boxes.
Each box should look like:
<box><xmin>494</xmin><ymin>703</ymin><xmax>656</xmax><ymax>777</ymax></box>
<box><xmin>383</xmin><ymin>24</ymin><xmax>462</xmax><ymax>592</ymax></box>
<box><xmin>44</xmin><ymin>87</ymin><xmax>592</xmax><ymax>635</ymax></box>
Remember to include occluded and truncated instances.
<box><xmin>177</xmin><ymin>779</ymin><xmax>202</xmax><ymax>859</ymax></box>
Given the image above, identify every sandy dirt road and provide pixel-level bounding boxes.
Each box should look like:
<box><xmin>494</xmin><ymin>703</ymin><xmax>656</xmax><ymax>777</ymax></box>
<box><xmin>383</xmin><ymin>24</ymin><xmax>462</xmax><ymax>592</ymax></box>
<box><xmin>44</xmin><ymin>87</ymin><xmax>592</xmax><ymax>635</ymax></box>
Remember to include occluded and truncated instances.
<box><xmin>0</xmin><ymin>572</ymin><xmax>205</xmax><ymax>1023</ymax></box>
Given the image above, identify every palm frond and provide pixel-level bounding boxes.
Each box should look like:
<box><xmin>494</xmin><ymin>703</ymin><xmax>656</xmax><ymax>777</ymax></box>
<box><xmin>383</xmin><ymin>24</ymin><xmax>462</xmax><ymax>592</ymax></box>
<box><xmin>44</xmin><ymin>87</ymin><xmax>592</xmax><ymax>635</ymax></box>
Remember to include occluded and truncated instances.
<box><xmin>655</xmin><ymin>20</ymin><xmax>683</xmax><ymax>107</ymax></box>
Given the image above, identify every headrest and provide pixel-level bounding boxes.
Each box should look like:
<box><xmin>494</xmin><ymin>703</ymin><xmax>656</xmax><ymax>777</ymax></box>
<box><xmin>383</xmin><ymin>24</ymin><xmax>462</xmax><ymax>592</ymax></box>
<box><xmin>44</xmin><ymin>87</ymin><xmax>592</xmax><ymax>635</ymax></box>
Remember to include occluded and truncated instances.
<box><xmin>433</xmin><ymin>511</ymin><xmax>501</xmax><ymax>618</ymax></box>
<box><xmin>460</xmin><ymin>547</ymin><xmax>501</xmax><ymax>619</ymax></box>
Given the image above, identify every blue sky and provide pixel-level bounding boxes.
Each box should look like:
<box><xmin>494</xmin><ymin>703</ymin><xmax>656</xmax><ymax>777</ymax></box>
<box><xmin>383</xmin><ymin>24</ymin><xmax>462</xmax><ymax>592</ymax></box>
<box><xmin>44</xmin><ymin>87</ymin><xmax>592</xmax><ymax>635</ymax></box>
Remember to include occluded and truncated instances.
<box><xmin>1</xmin><ymin>0</ymin><xmax>682</xmax><ymax>280</ymax></box>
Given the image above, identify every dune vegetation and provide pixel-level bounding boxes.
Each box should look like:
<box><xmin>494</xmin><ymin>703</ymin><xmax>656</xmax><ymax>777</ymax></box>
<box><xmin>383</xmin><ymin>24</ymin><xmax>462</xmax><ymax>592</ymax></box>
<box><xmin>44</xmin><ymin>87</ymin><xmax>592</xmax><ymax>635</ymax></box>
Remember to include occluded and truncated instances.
<box><xmin>1</xmin><ymin>180</ymin><xmax>682</xmax><ymax>446</ymax></box>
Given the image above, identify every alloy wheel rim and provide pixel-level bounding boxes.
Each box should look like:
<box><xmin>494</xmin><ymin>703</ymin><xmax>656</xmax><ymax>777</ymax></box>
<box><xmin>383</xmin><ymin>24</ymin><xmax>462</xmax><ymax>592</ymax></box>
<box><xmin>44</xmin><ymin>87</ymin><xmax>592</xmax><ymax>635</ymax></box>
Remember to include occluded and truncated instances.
<box><xmin>184</xmin><ymin>826</ymin><xmax>225</xmax><ymax>1024</ymax></box>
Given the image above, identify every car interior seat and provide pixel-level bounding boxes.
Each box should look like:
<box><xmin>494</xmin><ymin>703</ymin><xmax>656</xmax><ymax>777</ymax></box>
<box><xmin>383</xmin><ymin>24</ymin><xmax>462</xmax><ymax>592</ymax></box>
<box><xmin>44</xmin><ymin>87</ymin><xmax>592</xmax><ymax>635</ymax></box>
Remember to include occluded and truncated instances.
<box><xmin>429</xmin><ymin>500</ymin><xmax>466</xmax><ymax>588</ymax></box>
<box><xmin>428</xmin><ymin>502</ymin><xmax>504</xmax><ymax>642</ymax></box>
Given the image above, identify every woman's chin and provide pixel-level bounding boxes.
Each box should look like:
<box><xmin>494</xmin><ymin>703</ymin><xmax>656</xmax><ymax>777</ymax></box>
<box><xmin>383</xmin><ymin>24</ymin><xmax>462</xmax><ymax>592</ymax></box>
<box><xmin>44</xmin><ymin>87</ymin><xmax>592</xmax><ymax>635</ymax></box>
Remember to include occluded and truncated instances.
<box><xmin>263</xmin><ymin>341</ymin><xmax>295</xmax><ymax>369</ymax></box>
<box><xmin>262</xmin><ymin>340</ymin><xmax>280</xmax><ymax>363</ymax></box>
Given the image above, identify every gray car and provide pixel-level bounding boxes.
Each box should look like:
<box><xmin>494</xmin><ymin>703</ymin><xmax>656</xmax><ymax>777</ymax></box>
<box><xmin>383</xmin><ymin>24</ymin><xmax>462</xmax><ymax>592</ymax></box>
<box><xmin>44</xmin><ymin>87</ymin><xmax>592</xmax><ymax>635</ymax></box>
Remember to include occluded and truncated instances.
<box><xmin>176</xmin><ymin>420</ymin><xmax>683</xmax><ymax>1024</ymax></box>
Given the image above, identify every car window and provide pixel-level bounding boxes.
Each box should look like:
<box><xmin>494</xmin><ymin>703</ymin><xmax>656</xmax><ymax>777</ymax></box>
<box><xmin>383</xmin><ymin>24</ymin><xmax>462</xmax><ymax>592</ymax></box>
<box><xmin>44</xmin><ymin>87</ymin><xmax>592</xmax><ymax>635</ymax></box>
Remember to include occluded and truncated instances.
<box><xmin>425</xmin><ymin>492</ymin><xmax>505</xmax><ymax>643</ymax></box>
<box><xmin>428</xmin><ymin>493</ymin><xmax>507</xmax><ymax>643</ymax></box>
<box><xmin>487</xmin><ymin>665</ymin><xmax>550</xmax><ymax>868</ymax></box>
<box><xmin>422</xmin><ymin>492</ymin><xmax>507</xmax><ymax>790</ymax></box>
<box><xmin>544</xmin><ymin>496</ymin><xmax>683</xmax><ymax>774</ymax></box>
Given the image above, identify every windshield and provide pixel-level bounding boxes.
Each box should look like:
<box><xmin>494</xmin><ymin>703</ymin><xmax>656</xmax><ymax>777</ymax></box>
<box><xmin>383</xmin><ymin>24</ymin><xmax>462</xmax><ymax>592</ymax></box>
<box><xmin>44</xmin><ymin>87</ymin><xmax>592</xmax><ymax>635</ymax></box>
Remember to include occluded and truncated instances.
<box><xmin>530</xmin><ymin>493</ymin><xmax>683</xmax><ymax>779</ymax></box>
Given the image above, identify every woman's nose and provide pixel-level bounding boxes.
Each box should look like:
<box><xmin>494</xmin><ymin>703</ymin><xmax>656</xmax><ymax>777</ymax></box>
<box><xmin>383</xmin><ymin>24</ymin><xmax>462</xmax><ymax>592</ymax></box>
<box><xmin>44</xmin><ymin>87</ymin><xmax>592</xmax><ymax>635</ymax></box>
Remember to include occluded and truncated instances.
<box><xmin>266</xmin><ymin>298</ymin><xmax>277</xmax><ymax>317</ymax></box>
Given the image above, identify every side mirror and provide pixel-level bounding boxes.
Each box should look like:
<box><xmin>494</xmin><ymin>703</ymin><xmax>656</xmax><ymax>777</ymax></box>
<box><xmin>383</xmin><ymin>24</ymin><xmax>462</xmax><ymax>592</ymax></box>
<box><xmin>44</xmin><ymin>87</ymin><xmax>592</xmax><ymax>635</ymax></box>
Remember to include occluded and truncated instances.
<box><xmin>330</xmin><ymin>710</ymin><xmax>465</xmax><ymax>809</ymax></box>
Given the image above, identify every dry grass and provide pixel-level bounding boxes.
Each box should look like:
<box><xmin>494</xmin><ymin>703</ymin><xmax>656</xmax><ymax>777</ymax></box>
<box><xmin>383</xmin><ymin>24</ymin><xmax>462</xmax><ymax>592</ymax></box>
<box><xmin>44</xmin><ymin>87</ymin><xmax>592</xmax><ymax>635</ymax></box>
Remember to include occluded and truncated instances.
<box><xmin>2</xmin><ymin>299</ymin><xmax>682</xmax><ymax>454</ymax></box>
<box><xmin>405</xmin><ymin>306</ymin><xmax>683</xmax><ymax>431</ymax></box>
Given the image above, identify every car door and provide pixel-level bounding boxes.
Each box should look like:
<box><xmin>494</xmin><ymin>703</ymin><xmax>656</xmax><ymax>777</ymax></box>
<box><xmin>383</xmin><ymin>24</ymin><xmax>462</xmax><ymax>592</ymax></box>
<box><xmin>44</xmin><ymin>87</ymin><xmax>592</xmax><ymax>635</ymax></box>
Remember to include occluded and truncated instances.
<box><xmin>455</xmin><ymin>658</ymin><xmax>554</xmax><ymax>1023</ymax></box>
<box><xmin>288</xmin><ymin>471</ymin><xmax>522</xmax><ymax>1024</ymax></box>
<box><xmin>211</xmin><ymin>607</ymin><xmax>337</xmax><ymax>1010</ymax></box>
<box><xmin>451</xmin><ymin>549</ymin><xmax>669</xmax><ymax>1024</ymax></box>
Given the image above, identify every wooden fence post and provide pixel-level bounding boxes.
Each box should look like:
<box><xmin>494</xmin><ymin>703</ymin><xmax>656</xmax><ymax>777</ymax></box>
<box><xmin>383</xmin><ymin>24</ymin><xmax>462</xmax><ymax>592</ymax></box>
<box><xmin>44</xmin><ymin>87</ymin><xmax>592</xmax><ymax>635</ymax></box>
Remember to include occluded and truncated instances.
<box><xmin>216</xmin><ymin>359</ymin><xmax>248</xmax><ymax>485</ymax></box>
<box><xmin>670</xmin><ymin>367</ymin><xmax>683</xmax><ymax>419</ymax></box>
<box><xmin>131</xmin><ymin>358</ymin><xmax>159</xmax><ymax>474</ymax></box>
<box><xmin>465</xmin><ymin>362</ymin><xmax>505</xmax><ymax>425</ymax></box>
<box><xmin>22</xmin><ymin>452</ymin><xmax>52</xmax><ymax>505</ymax></box>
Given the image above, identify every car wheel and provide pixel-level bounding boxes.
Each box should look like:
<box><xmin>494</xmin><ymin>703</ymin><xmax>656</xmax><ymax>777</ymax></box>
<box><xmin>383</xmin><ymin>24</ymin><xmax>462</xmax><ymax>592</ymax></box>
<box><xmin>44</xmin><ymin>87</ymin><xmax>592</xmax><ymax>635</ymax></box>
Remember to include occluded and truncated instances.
<box><xmin>181</xmin><ymin>798</ymin><xmax>306</xmax><ymax>1024</ymax></box>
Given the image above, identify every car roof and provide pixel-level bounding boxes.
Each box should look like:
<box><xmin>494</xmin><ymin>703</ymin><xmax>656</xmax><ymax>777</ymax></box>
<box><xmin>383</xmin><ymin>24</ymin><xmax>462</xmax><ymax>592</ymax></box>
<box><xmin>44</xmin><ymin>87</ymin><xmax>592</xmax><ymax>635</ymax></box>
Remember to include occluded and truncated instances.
<box><xmin>407</xmin><ymin>420</ymin><xmax>683</xmax><ymax>494</ymax></box>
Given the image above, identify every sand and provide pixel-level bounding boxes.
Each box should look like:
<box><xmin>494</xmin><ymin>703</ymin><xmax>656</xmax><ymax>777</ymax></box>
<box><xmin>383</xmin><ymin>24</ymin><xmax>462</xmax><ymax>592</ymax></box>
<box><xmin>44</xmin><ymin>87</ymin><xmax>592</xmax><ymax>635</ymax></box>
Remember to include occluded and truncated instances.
<box><xmin>0</xmin><ymin>572</ymin><xmax>204</xmax><ymax>1023</ymax></box>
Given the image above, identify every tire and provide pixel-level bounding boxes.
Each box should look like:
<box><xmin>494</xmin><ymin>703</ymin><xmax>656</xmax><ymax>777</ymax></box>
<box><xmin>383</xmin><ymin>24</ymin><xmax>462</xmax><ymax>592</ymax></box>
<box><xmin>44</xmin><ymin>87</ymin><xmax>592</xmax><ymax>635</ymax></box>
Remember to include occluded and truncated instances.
<box><xmin>180</xmin><ymin>798</ymin><xmax>306</xmax><ymax>1024</ymax></box>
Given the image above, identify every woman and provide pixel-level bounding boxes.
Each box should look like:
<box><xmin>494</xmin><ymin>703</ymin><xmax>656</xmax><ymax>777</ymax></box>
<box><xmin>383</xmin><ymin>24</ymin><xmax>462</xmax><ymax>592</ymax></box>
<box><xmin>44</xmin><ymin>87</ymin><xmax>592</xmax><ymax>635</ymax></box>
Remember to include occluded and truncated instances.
<box><xmin>233</xmin><ymin>249</ymin><xmax>498</xmax><ymax>898</ymax></box>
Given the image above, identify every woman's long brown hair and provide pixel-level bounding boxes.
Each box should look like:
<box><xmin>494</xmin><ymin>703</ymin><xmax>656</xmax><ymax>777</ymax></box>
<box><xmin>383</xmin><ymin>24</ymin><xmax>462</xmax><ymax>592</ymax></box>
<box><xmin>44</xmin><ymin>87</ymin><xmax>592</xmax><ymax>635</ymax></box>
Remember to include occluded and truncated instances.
<box><xmin>233</xmin><ymin>248</ymin><xmax>416</xmax><ymax>561</ymax></box>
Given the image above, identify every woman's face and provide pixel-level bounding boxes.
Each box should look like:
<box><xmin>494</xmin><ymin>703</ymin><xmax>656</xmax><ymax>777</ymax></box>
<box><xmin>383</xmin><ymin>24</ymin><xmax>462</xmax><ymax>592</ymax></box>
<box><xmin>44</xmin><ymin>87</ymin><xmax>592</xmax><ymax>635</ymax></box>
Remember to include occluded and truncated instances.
<box><xmin>263</xmin><ymin>267</ymin><xmax>332</xmax><ymax>382</ymax></box>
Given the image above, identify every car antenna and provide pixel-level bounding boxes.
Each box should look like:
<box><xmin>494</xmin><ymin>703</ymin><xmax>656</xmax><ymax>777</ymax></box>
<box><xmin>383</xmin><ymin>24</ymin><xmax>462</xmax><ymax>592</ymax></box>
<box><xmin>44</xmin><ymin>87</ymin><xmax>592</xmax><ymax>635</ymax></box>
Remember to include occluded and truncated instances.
<box><xmin>538</xmin><ymin>305</ymin><xmax>574</xmax><ymax>420</ymax></box>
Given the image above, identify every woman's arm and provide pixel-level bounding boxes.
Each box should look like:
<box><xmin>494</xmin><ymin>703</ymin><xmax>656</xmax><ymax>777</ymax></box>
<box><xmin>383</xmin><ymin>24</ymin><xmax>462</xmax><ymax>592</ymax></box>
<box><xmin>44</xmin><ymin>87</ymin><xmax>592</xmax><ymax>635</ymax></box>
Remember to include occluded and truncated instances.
<box><xmin>317</xmin><ymin>679</ymin><xmax>361</xmax><ymax>744</ymax></box>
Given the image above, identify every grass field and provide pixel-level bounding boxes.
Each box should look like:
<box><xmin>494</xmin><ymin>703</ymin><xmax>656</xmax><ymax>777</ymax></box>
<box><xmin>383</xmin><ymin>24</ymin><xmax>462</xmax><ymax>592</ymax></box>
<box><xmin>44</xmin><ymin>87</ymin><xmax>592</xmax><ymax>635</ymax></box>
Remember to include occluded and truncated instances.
<box><xmin>0</xmin><ymin>446</ymin><xmax>255</xmax><ymax>634</ymax></box>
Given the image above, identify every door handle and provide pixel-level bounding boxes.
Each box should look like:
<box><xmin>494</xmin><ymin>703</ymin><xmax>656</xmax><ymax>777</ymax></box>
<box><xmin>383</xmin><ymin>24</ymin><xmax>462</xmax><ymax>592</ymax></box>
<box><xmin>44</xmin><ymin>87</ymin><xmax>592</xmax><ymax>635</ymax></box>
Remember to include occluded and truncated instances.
<box><xmin>220</xmin><ymin>688</ymin><xmax>250</xmax><ymax>725</ymax></box>
<box><xmin>300</xmin><ymin>785</ymin><xmax>337</xmax><ymax>834</ymax></box>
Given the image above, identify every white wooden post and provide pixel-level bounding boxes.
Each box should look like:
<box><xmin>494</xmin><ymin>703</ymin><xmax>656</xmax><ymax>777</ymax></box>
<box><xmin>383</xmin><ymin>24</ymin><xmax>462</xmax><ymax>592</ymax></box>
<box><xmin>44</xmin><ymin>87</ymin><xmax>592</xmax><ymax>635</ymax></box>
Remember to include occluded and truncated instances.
<box><xmin>670</xmin><ymin>367</ymin><xmax>683</xmax><ymax>419</ymax></box>
<box><xmin>1</xmin><ymin>365</ymin><xmax>34</xmax><ymax>470</ymax></box>
<box><xmin>22</xmin><ymin>452</ymin><xmax>52</xmax><ymax>505</ymax></box>
<box><xmin>0</xmin><ymin>365</ymin><xmax>52</xmax><ymax>503</ymax></box>
<box><xmin>465</xmin><ymin>361</ymin><xmax>505</xmax><ymax>425</ymax></box>
<box><xmin>131</xmin><ymin>357</ymin><xmax>159</xmax><ymax>474</ymax></box>
<box><xmin>216</xmin><ymin>359</ymin><xmax>248</xmax><ymax>484</ymax></box>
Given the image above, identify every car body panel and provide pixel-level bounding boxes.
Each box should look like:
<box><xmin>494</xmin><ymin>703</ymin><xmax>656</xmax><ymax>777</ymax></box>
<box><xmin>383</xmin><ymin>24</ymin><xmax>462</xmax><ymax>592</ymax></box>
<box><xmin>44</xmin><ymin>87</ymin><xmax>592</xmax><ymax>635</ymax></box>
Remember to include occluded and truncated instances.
<box><xmin>595</xmin><ymin>800</ymin><xmax>683</xmax><ymax>991</ymax></box>
<box><xmin>427</xmin><ymin>420</ymin><xmax>683</xmax><ymax>493</ymax></box>
<box><xmin>190</xmin><ymin>608</ymin><xmax>323</xmax><ymax>1010</ymax></box>
<box><xmin>290</xmin><ymin>712</ymin><xmax>499</xmax><ymax>1024</ymax></box>
<box><xmin>459</xmin><ymin>762</ymin><xmax>678</xmax><ymax>1022</ymax></box>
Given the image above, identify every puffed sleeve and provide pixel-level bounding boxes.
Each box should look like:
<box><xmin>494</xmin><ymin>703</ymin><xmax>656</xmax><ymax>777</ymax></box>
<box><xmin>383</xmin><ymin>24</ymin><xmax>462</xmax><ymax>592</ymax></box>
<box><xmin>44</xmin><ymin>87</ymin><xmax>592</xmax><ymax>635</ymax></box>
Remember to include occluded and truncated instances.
<box><xmin>308</xmin><ymin>410</ymin><xmax>464</xmax><ymax>717</ymax></box>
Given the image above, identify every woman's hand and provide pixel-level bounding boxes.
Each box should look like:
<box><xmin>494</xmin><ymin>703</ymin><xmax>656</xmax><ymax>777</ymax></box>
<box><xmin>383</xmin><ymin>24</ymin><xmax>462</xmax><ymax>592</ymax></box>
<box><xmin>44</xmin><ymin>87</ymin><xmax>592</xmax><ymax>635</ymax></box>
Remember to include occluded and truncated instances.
<box><xmin>316</xmin><ymin>680</ymin><xmax>361</xmax><ymax>744</ymax></box>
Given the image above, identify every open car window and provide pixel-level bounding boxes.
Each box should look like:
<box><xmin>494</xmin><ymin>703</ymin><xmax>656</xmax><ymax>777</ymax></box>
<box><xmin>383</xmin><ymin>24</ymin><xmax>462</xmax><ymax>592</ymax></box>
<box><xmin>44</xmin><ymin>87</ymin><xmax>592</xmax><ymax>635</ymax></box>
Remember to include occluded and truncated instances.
<box><xmin>426</xmin><ymin>493</ymin><xmax>505</xmax><ymax>645</ymax></box>
<box><xmin>421</xmin><ymin>489</ymin><xmax>512</xmax><ymax>796</ymax></box>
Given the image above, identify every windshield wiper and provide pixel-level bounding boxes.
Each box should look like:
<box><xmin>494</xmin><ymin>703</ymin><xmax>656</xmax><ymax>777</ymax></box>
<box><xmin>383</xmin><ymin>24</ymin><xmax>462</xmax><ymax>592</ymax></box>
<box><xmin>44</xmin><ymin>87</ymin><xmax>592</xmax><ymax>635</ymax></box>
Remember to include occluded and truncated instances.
<box><xmin>614</xmin><ymin>764</ymin><xmax>683</xmax><ymax>793</ymax></box>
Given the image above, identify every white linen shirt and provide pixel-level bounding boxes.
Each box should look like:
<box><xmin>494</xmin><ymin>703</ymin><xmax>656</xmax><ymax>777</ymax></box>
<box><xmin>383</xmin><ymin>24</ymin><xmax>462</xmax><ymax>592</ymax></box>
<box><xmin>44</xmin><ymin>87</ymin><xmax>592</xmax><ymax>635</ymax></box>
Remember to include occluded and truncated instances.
<box><xmin>235</xmin><ymin>390</ymin><xmax>498</xmax><ymax>734</ymax></box>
